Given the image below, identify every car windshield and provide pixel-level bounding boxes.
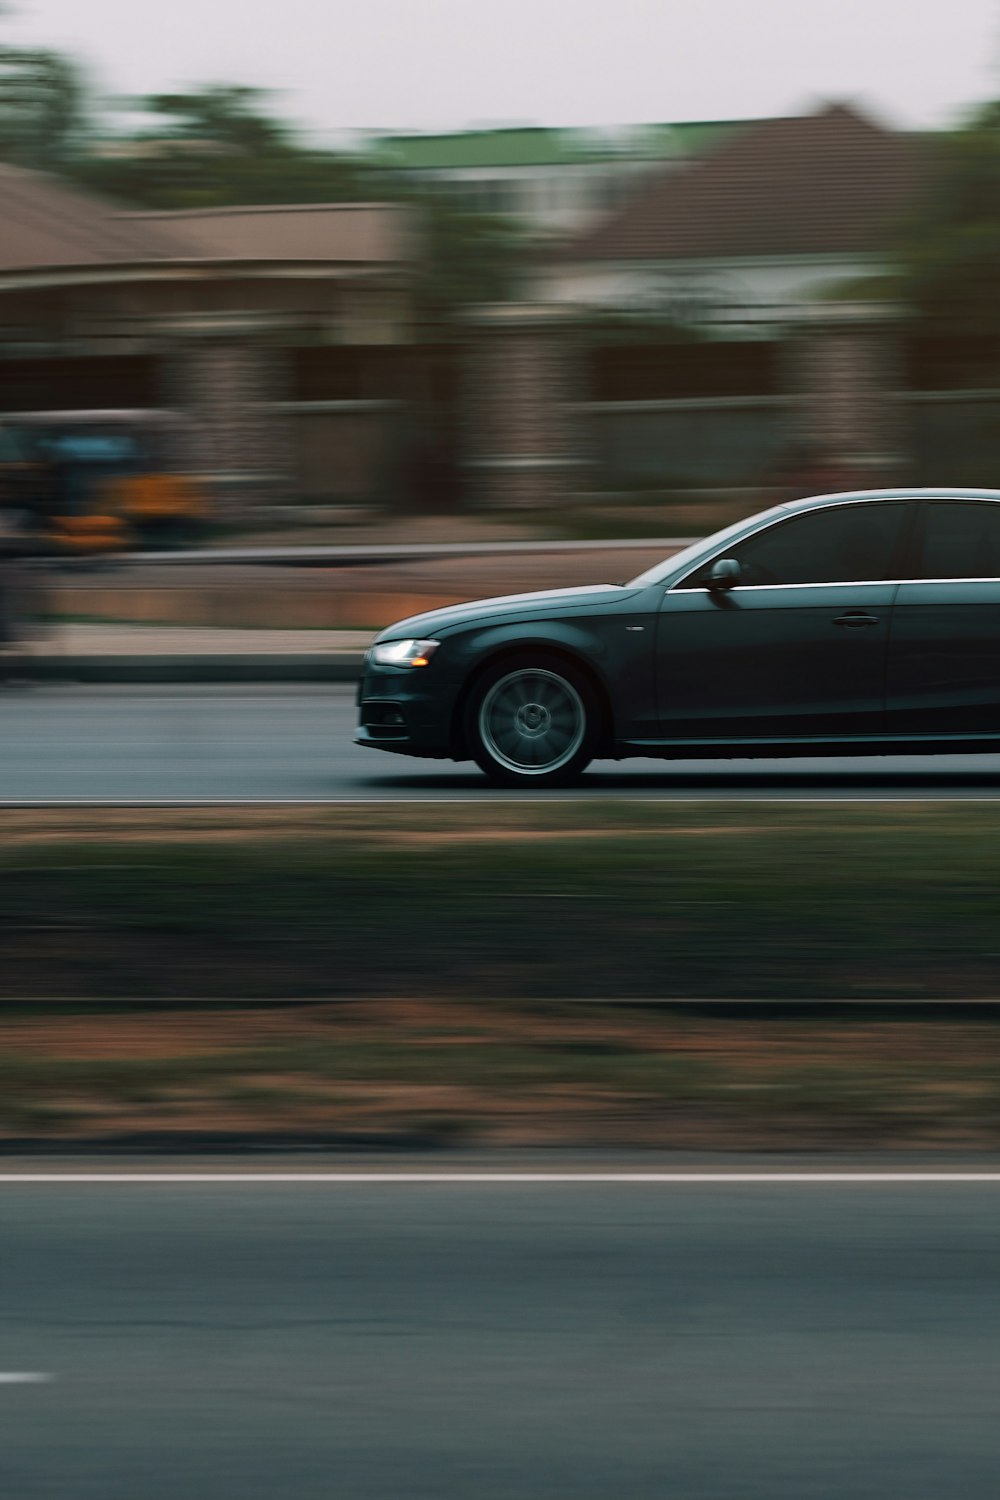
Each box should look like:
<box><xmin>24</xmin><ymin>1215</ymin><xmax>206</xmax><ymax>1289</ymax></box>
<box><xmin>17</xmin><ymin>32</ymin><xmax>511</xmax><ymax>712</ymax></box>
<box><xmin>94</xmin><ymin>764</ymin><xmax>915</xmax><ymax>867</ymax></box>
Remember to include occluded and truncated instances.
<box><xmin>627</xmin><ymin>501</ymin><xmax>791</xmax><ymax>588</ymax></box>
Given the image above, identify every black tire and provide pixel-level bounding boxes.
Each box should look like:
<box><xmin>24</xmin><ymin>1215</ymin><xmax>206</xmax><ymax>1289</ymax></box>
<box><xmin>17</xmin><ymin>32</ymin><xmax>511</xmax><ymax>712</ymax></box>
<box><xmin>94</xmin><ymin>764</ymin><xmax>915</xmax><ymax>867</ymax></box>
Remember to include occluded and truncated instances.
<box><xmin>465</xmin><ymin>653</ymin><xmax>599</xmax><ymax>788</ymax></box>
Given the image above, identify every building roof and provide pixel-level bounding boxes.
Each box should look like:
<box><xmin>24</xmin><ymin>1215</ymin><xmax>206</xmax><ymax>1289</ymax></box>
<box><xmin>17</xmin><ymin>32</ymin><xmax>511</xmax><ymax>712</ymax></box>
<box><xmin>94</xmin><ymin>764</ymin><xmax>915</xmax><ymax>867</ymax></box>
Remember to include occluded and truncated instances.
<box><xmin>123</xmin><ymin>203</ymin><xmax>413</xmax><ymax>264</ymax></box>
<box><xmin>564</xmin><ymin>103</ymin><xmax>921</xmax><ymax>262</ymax></box>
<box><xmin>0</xmin><ymin>163</ymin><xmax>188</xmax><ymax>272</ymax></box>
<box><xmin>374</xmin><ymin>120</ymin><xmax>749</xmax><ymax>171</ymax></box>
<box><xmin>0</xmin><ymin>164</ymin><xmax>414</xmax><ymax>277</ymax></box>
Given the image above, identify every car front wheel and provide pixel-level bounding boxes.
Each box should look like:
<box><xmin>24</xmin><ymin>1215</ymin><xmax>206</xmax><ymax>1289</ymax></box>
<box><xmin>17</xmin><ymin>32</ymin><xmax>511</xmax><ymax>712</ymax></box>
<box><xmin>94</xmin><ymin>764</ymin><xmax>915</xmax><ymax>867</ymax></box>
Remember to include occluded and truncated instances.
<box><xmin>466</xmin><ymin>655</ymin><xmax>598</xmax><ymax>787</ymax></box>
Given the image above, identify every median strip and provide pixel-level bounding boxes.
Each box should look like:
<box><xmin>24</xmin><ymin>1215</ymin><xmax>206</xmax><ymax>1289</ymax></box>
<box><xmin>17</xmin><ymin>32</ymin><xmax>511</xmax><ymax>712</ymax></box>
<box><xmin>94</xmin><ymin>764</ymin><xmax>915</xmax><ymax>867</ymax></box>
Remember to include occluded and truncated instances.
<box><xmin>1</xmin><ymin>802</ymin><xmax>999</xmax><ymax>1151</ymax></box>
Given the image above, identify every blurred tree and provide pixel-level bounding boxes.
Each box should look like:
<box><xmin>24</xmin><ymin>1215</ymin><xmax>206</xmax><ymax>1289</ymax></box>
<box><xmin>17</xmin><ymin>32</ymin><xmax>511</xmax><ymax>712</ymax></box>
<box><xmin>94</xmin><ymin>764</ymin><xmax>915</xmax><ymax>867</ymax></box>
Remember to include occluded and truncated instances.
<box><xmin>0</xmin><ymin>44</ymin><xmax>91</xmax><ymax>168</ymax></box>
<box><xmin>900</xmin><ymin>102</ymin><xmax>1000</xmax><ymax>343</ymax></box>
<box><xmin>74</xmin><ymin>84</ymin><xmax>365</xmax><ymax>209</ymax></box>
<box><xmin>141</xmin><ymin>85</ymin><xmax>291</xmax><ymax>154</ymax></box>
<box><xmin>412</xmin><ymin>196</ymin><xmax>528</xmax><ymax>331</ymax></box>
<box><xmin>75</xmin><ymin>81</ymin><xmax>527</xmax><ymax>320</ymax></box>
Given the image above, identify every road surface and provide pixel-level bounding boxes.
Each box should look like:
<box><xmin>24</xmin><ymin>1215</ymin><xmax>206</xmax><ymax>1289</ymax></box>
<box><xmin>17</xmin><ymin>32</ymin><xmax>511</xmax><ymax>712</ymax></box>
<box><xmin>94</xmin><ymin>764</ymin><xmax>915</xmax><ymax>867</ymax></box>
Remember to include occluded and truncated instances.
<box><xmin>3</xmin><ymin>684</ymin><xmax>1000</xmax><ymax>803</ymax></box>
<box><xmin>2</xmin><ymin>1164</ymin><xmax>1000</xmax><ymax>1498</ymax></box>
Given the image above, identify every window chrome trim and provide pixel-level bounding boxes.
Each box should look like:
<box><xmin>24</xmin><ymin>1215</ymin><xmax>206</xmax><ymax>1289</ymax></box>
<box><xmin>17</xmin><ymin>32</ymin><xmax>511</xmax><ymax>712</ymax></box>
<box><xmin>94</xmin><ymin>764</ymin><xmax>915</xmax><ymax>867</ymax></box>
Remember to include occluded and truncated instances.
<box><xmin>674</xmin><ymin>579</ymin><xmax>898</xmax><ymax>594</ymax></box>
<box><xmin>894</xmin><ymin>577</ymin><xmax>1000</xmax><ymax>587</ymax></box>
<box><xmin>673</xmin><ymin>576</ymin><xmax>1000</xmax><ymax>594</ymax></box>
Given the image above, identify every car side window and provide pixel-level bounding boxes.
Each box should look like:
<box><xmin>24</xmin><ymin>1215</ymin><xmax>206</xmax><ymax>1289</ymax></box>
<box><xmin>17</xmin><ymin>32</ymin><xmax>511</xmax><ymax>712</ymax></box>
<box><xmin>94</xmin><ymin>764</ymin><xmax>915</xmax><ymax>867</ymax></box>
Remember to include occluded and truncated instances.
<box><xmin>676</xmin><ymin>503</ymin><xmax>908</xmax><ymax>589</ymax></box>
<box><xmin>918</xmin><ymin>502</ymin><xmax>1000</xmax><ymax>580</ymax></box>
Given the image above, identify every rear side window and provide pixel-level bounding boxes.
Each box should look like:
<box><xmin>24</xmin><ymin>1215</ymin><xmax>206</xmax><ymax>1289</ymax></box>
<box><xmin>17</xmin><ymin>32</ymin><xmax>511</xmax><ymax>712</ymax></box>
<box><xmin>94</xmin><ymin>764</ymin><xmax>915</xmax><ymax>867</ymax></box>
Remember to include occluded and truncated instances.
<box><xmin>918</xmin><ymin>502</ymin><xmax>1000</xmax><ymax>579</ymax></box>
<box><xmin>678</xmin><ymin>502</ymin><xmax>907</xmax><ymax>588</ymax></box>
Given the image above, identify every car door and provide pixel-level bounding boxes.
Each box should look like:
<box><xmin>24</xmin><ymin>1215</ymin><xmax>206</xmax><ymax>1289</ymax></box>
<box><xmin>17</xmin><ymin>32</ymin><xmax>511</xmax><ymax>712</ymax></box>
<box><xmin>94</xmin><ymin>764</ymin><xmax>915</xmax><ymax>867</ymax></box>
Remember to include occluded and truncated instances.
<box><xmin>654</xmin><ymin>500</ymin><xmax>908</xmax><ymax>741</ymax></box>
<box><xmin>886</xmin><ymin>499</ymin><xmax>1000</xmax><ymax>736</ymax></box>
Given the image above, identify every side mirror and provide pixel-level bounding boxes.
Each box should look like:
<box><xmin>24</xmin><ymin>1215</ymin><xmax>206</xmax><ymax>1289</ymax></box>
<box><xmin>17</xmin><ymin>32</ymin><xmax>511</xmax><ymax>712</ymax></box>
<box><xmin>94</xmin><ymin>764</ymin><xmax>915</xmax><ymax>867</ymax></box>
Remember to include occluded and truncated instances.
<box><xmin>708</xmin><ymin>557</ymin><xmax>741</xmax><ymax>591</ymax></box>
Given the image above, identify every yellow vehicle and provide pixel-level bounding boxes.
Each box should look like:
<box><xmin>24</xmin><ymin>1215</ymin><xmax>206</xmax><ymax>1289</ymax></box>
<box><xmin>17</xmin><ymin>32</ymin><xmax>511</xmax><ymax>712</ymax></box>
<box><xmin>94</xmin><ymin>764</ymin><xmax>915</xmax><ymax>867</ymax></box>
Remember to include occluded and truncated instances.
<box><xmin>0</xmin><ymin>410</ymin><xmax>207</xmax><ymax>555</ymax></box>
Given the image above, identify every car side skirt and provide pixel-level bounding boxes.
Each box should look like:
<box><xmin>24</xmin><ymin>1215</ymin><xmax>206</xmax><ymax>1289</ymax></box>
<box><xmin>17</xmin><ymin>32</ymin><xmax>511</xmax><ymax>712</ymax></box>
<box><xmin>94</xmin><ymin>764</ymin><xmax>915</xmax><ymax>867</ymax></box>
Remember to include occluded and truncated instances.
<box><xmin>618</xmin><ymin>732</ymin><xmax>1000</xmax><ymax>760</ymax></box>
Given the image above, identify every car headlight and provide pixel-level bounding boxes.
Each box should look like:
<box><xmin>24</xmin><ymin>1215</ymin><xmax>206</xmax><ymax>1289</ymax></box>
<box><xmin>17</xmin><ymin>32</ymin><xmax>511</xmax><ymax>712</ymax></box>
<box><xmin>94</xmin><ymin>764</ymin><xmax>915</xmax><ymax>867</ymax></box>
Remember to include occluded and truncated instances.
<box><xmin>370</xmin><ymin>638</ymin><xmax>441</xmax><ymax>668</ymax></box>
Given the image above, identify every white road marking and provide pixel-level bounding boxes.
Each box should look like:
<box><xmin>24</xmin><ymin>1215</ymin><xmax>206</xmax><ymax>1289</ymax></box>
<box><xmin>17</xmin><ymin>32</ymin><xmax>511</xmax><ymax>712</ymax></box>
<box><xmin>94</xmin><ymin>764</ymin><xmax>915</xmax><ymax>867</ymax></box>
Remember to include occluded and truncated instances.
<box><xmin>0</xmin><ymin>1373</ymin><xmax>51</xmax><ymax>1384</ymax></box>
<box><xmin>0</xmin><ymin>1173</ymin><xmax>999</xmax><ymax>1184</ymax></box>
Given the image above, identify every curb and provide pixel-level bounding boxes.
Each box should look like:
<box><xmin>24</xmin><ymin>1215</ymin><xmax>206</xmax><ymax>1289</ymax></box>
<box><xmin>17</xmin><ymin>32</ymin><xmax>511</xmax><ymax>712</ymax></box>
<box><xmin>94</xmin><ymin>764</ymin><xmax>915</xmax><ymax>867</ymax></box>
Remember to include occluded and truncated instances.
<box><xmin>13</xmin><ymin>654</ymin><xmax>365</xmax><ymax>684</ymax></box>
<box><xmin>0</xmin><ymin>1129</ymin><xmax>458</xmax><ymax>1157</ymax></box>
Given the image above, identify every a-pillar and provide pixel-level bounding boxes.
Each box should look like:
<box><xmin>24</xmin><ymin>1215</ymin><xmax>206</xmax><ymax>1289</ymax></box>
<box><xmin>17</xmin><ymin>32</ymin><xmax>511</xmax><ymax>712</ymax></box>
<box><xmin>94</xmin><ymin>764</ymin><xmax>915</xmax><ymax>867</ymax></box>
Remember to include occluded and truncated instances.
<box><xmin>782</xmin><ymin>306</ymin><xmax>907</xmax><ymax>483</ymax></box>
<box><xmin>462</xmin><ymin>304</ymin><xmax>590</xmax><ymax>509</ymax></box>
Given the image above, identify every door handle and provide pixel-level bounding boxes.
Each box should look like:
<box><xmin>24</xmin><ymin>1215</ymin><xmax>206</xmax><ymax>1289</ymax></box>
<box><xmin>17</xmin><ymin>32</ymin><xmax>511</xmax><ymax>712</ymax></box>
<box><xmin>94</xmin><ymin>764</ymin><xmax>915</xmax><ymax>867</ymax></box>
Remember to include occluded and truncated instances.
<box><xmin>833</xmin><ymin>612</ymin><xmax>880</xmax><ymax>627</ymax></box>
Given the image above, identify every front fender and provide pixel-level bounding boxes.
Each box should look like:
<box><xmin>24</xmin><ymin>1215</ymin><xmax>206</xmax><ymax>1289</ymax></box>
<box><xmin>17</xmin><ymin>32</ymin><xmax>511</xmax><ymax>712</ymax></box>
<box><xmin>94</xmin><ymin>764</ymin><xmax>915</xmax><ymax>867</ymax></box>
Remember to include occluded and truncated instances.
<box><xmin>458</xmin><ymin>617</ymin><xmax>615</xmax><ymax>673</ymax></box>
<box><xmin>443</xmin><ymin>607</ymin><xmax>657</xmax><ymax>747</ymax></box>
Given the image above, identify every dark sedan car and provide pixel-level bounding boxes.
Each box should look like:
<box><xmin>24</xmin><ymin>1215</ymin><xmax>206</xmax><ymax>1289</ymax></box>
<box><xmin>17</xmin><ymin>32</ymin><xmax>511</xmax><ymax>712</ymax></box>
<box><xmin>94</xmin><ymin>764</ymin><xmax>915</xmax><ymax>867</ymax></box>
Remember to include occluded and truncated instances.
<box><xmin>356</xmin><ymin>487</ymin><xmax>1000</xmax><ymax>786</ymax></box>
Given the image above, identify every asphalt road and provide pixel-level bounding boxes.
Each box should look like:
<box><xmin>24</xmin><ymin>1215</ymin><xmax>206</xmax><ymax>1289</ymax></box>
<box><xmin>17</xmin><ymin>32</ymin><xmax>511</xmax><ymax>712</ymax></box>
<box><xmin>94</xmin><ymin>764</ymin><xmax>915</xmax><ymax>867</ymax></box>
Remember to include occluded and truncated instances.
<box><xmin>4</xmin><ymin>684</ymin><xmax>1000</xmax><ymax>803</ymax></box>
<box><xmin>2</xmin><ymin>1167</ymin><xmax>1000</xmax><ymax>1499</ymax></box>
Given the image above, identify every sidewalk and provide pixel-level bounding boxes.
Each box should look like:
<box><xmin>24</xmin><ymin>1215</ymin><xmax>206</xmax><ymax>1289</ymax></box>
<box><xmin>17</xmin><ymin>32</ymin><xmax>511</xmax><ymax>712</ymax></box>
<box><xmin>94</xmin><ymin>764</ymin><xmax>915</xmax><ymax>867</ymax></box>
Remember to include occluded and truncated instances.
<box><xmin>14</xmin><ymin>530</ymin><xmax>690</xmax><ymax>682</ymax></box>
<box><xmin>46</xmin><ymin>540</ymin><xmax>684</xmax><ymax>632</ymax></box>
<box><xmin>11</xmin><ymin>625</ymin><xmax>376</xmax><ymax>683</ymax></box>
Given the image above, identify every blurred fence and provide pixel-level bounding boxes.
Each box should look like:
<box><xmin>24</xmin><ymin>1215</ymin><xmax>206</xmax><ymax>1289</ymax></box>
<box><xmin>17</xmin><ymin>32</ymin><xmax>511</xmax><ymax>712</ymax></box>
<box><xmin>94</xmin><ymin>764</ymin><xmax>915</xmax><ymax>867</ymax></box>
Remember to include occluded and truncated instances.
<box><xmin>908</xmin><ymin>391</ymin><xmax>1000</xmax><ymax>487</ymax></box>
<box><xmin>580</xmin><ymin>390</ymin><xmax>1000</xmax><ymax>495</ymax></box>
<box><xmin>576</xmin><ymin>395</ymin><xmax>790</xmax><ymax>489</ymax></box>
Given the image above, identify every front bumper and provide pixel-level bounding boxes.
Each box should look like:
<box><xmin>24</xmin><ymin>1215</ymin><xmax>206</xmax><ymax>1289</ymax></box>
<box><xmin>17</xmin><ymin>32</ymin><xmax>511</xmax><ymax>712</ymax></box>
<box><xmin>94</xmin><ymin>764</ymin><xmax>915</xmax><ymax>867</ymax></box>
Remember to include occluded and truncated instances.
<box><xmin>354</xmin><ymin>662</ymin><xmax>459</xmax><ymax>759</ymax></box>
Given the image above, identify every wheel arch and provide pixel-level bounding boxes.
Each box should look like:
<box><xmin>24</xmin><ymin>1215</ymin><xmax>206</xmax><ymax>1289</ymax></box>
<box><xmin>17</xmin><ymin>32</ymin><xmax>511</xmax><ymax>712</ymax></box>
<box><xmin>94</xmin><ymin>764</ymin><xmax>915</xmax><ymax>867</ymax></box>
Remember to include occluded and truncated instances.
<box><xmin>449</xmin><ymin>641</ymin><xmax>616</xmax><ymax>761</ymax></box>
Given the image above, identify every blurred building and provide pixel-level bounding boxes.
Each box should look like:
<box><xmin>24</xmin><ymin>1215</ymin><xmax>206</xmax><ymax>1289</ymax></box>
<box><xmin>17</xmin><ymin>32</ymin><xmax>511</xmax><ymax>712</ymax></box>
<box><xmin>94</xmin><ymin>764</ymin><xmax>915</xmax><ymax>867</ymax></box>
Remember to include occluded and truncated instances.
<box><xmin>2</xmin><ymin>102</ymin><xmax>997</xmax><ymax>516</ymax></box>
<box><xmin>506</xmin><ymin>102</ymin><xmax>922</xmax><ymax>502</ymax></box>
<box><xmin>0</xmin><ymin>167</ymin><xmax>415</xmax><ymax>507</ymax></box>
<box><xmin>369</xmin><ymin>121</ymin><xmax>745</xmax><ymax>234</ymax></box>
<box><xmin>544</xmin><ymin>103</ymin><xmax>915</xmax><ymax>312</ymax></box>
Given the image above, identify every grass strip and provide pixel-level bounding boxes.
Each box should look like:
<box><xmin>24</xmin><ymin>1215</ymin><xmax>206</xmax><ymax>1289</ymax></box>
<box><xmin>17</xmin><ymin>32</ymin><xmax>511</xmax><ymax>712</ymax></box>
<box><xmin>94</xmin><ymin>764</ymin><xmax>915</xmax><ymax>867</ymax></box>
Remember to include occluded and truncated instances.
<box><xmin>0</xmin><ymin>801</ymin><xmax>998</xmax><ymax>1001</ymax></box>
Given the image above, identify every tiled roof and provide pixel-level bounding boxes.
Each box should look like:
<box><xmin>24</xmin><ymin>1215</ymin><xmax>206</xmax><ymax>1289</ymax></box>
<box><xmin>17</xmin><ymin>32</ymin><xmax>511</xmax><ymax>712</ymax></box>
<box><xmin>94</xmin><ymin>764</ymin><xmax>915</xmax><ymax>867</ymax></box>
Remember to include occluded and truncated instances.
<box><xmin>564</xmin><ymin>103</ymin><xmax>921</xmax><ymax>262</ymax></box>
<box><xmin>0</xmin><ymin>163</ymin><xmax>186</xmax><ymax>272</ymax></box>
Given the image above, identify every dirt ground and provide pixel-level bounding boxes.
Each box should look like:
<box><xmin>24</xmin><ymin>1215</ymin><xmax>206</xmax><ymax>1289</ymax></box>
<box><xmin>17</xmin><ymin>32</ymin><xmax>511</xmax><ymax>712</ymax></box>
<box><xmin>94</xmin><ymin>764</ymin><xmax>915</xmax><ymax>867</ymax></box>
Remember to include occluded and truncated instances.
<box><xmin>3</xmin><ymin>999</ymin><xmax>1000</xmax><ymax>1151</ymax></box>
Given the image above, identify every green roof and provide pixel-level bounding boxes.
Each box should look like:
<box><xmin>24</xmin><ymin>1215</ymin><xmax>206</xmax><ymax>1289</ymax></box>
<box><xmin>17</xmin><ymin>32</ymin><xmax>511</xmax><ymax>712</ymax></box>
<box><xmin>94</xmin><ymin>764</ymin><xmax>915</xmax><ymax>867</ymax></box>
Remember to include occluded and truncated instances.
<box><xmin>373</xmin><ymin>120</ymin><xmax>752</xmax><ymax>172</ymax></box>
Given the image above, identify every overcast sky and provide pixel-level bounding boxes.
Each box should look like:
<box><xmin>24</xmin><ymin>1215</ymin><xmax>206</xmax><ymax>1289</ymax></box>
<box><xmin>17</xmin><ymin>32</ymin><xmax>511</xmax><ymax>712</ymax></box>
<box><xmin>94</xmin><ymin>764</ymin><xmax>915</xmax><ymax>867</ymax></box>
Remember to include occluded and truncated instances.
<box><xmin>5</xmin><ymin>0</ymin><xmax>999</xmax><ymax>139</ymax></box>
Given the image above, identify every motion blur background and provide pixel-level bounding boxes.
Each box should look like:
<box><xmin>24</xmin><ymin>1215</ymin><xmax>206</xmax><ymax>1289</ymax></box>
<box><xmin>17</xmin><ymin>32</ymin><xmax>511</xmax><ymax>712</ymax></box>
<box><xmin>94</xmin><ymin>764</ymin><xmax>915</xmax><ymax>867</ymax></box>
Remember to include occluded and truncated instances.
<box><xmin>4</xmin><ymin>0</ymin><xmax>1000</xmax><ymax>1190</ymax></box>
<box><xmin>0</xmin><ymin>0</ymin><xmax>999</xmax><ymax>552</ymax></box>
<box><xmin>2</xmin><ymin>0</ymin><xmax>1000</xmax><ymax>1194</ymax></box>
<box><xmin>5</xmin><ymin>8</ymin><xmax>1000</xmax><ymax>1497</ymax></box>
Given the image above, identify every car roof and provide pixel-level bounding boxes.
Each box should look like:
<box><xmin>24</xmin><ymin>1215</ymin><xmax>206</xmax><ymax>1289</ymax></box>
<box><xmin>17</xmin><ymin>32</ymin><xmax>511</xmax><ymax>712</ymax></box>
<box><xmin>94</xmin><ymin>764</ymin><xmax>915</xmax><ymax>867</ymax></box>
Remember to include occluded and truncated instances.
<box><xmin>782</xmin><ymin>487</ymin><xmax>1000</xmax><ymax>515</ymax></box>
<box><xmin>627</xmin><ymin>486</ymin><xmax>1000</xmax><ymax>590</ymax></box>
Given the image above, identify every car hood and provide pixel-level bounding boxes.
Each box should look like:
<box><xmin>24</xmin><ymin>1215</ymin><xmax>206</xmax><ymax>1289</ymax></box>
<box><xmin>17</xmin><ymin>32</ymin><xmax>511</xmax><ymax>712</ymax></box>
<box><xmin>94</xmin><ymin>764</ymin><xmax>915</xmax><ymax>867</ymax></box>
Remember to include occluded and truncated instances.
<box><xmin>374</xmin><ymin>584</ymin><xmax>641</xmax><ymax>642</ymax></box>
